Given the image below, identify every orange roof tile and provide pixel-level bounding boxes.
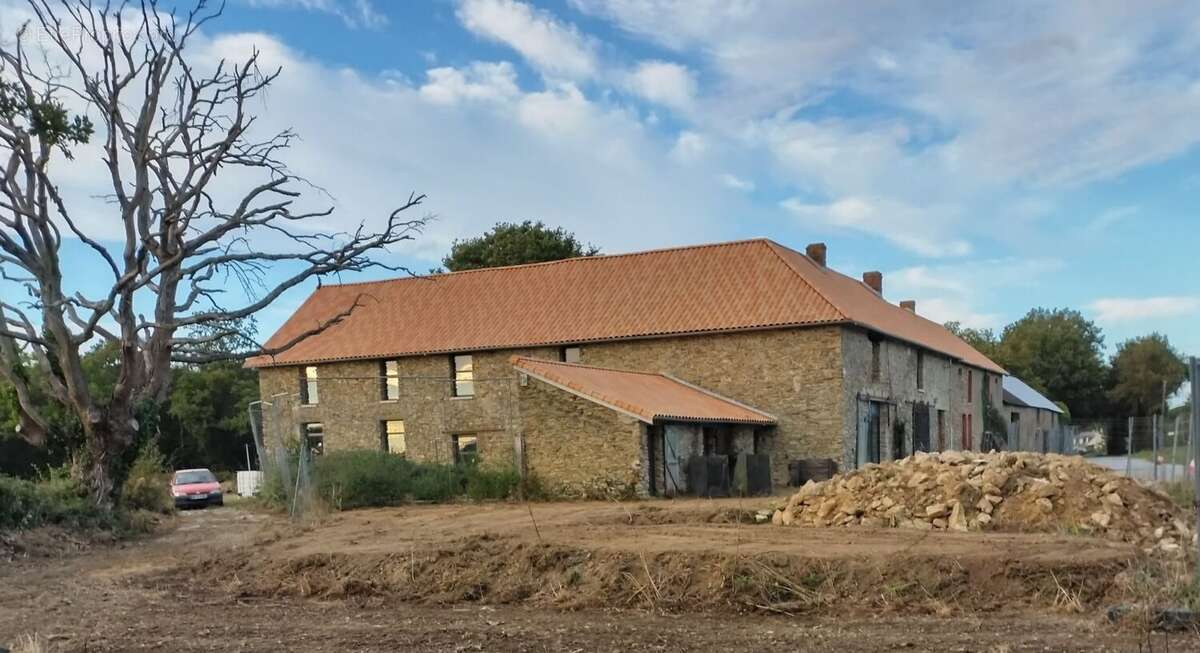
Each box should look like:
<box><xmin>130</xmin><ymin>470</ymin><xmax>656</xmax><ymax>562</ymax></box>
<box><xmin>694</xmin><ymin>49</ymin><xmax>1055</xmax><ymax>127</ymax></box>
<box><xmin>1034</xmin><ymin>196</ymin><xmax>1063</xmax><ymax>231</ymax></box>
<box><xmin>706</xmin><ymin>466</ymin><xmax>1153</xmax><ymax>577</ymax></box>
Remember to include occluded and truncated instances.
<box><xmin>511</xmin><ymin>356</ymin><xmax>776</xmax><ymax>425</ymax></box>
<box><xmin>763</xmin><ymin>242</ymin><xmax>1005</xmax><ymax>373</ymax></box>
<box><xmin>249</xmin><ymin>238</ymin><xmax>1004</xmax><ymax>374</ymax></box>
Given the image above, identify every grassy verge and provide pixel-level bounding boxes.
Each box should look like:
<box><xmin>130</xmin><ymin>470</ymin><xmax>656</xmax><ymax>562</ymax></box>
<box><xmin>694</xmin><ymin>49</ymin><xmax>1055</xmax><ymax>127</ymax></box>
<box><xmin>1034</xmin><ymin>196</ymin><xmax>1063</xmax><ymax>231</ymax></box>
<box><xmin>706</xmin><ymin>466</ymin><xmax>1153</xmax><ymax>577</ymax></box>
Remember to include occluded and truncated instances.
<box><xmin>1132</xmin><ymin>447</ymin><xmax>1194</xmax><ymax>466</ymax></box>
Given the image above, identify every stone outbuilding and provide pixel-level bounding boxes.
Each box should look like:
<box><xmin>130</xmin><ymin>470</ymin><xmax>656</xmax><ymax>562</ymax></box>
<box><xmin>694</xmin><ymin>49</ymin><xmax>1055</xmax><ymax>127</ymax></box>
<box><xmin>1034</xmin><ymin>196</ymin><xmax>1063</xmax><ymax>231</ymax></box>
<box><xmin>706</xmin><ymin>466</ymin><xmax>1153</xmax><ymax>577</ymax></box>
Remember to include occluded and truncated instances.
<box><xmin>1002</xmin><ymin>376</ymin><xmax>1064</xmax><ymax>453</ymax></box>
<box><xmin>250</xmin><ymin>238</ymin><xmax>1005</xmax><ymax>496</ymax></box>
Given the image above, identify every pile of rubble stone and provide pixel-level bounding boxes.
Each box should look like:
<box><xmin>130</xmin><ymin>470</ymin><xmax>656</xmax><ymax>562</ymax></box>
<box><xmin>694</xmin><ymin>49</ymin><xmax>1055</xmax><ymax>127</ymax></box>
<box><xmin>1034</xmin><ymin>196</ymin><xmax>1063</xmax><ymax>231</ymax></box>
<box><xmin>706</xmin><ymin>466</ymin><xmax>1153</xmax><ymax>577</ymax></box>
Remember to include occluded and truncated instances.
<box><xmin>771</xmin><ymin>451</ymin><xmax>1194</xmax><ymax>554</ymax></box>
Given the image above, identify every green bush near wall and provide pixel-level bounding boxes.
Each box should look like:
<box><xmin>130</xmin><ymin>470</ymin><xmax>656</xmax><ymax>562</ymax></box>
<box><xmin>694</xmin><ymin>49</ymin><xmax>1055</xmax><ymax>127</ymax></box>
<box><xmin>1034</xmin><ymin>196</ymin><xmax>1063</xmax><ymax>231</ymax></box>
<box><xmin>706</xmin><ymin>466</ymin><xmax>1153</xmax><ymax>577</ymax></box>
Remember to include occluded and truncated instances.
<box><xmin>280</xmin><ymin>450</ymin><xmax>530</xmax><ymax>511</ymax></box>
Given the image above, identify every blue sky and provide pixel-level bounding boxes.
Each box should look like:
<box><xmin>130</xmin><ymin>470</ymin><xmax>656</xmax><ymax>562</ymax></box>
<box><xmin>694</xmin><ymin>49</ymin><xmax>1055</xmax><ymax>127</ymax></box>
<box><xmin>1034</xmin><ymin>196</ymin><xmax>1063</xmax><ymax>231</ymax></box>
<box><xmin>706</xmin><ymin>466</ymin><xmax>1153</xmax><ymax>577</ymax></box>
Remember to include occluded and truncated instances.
<box><xmin>4</xmin><ymin>0</ymin><xmax>1200</xmax><ymax>363</ymax></box>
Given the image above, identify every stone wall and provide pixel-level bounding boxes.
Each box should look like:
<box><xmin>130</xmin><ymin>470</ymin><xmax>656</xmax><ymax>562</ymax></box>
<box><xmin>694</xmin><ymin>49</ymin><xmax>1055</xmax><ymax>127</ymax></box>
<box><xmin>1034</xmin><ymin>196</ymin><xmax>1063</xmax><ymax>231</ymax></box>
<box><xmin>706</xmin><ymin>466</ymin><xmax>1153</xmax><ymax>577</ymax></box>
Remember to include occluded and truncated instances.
<box><xmin>840</xmin><ymin>326</ymin><xmax>1005</xmax><ymax>468</ymax></box>
<box><xmin>256</xmin><ymin>347</ymin><xmax>560</xmax><ymax>468</ymax></box>
<box><xmin>958</xmin><ymin>364</ymin><xmax>1004</xmax><ymax>452</ymax></box>
<box><xmin>258</xmin><ymin>325</ymin><xmax>845</xmax><ymax>488</ymax></box>
<box><xmin>577</xmin><ymin>327</ymin><xmax>845</xmax><ymax>485</ymax></box>
<box><xmin>516</xmin><ymin>375</ymin><xmax>644</xmax><ymax>497</ymax></box>
<box><xmin>841</xmin><ymin>327</ymin><xmax>955</xmax><ymax>467</ymax></box>
<box><xmin>1006</xmin><ymin>405</ymin><xmax>1059</xmax><ymax>452</ymax></box>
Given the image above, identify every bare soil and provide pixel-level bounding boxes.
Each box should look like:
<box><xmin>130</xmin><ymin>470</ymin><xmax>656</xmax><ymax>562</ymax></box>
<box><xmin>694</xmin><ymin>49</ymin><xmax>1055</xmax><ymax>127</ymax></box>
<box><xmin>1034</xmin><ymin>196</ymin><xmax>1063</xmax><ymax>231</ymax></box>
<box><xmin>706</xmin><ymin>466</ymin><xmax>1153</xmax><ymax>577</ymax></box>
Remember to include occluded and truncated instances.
<box><xmin>0</xmin><ymin>499</ymin><xmax>1192</xmax><ymax>651</ymax></box>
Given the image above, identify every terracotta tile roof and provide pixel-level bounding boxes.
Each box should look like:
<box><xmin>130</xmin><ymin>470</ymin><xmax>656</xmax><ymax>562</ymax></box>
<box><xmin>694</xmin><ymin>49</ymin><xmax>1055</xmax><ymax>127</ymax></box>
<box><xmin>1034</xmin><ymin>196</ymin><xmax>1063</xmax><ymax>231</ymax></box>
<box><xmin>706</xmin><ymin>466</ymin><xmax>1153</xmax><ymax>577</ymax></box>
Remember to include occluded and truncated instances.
<box><xmin>248</xmin><ymin>238</ymin><xmax>1004</xmax><ymax>374</ymax></box>
<box><xmin>762</xmin><ymin>242</ymin><xmax>1006</xmax><ymax>374</ymax></box>
<box><xmin>510</xmin><ymin>356</ymin><xmax>776</xmax><ymax>425</ymax></box>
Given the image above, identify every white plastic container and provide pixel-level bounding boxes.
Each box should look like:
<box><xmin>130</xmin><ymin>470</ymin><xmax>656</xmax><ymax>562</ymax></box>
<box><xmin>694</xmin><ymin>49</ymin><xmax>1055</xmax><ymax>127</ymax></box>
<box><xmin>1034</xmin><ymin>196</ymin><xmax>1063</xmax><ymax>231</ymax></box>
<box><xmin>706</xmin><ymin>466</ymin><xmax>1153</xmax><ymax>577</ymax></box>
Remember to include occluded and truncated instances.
<box><xmin>236</xmin><ymin>470</ymin><xmax>264</xmax><ymax>496</ymax></box>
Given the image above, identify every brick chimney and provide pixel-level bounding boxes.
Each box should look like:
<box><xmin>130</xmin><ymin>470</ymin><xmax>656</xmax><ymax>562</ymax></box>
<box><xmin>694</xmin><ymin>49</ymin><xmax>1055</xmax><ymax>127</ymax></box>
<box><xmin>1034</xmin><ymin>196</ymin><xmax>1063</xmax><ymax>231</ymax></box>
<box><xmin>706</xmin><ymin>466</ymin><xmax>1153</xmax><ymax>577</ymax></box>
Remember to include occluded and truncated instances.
<box><xmin>805</xmin><ymin>242</ymin><xmax>827</xmax><ymax>267</ymax></box>
<box><xmin>900</xmin><ymin>300</ymin><xmax>916</xmax><ymax>313</ymax></box>
<box><xmin>862</xmin><ymin>271</ymin><xmax>883</xmax><ymax>294</ymax></box>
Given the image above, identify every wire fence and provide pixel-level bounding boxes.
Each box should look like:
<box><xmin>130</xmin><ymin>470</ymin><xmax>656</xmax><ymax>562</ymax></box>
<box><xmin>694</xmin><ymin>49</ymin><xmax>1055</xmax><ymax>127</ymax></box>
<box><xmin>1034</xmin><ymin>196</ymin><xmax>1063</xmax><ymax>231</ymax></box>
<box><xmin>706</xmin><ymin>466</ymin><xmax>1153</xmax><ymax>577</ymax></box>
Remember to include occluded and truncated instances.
<box><xmin>248</xmin><ymin>392</ymin><xmax>317</xmax><ymax>520</ymax></box>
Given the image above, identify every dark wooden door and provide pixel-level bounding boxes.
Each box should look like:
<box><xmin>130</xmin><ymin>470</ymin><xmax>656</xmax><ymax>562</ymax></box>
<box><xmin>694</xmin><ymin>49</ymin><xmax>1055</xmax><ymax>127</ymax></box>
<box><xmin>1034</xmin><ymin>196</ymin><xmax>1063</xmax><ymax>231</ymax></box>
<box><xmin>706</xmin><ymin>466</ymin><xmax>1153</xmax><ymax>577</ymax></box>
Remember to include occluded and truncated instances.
<box><xmin>913</xmin><ymin>403</ymin><xmax>931</xmax><ymax>453</ymax></box>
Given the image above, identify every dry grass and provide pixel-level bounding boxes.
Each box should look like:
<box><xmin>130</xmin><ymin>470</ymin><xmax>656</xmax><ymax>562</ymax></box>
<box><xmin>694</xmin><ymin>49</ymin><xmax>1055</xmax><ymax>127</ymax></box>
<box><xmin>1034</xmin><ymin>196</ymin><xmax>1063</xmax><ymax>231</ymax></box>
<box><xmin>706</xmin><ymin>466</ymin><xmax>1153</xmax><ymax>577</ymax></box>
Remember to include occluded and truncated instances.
<box><xmin>1113</xmin><ymin>552</ymin><xmax>1200</xmax><ymax>627</ymax></box>
<box><xmin>11</xmin><ymin>633</ymin><xmax>48</xmax><ymax>653</ymax></box>
<box><xmin>1050</xmin><ymin>571</ymin><xmax>1084</xmax><ymax>612</ymax></box>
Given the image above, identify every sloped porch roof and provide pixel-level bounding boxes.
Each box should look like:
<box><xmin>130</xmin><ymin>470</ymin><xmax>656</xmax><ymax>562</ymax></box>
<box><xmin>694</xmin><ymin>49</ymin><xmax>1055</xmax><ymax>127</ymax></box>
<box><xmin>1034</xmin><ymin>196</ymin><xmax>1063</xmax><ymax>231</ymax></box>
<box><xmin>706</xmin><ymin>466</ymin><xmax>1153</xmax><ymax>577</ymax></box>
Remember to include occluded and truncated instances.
<box><xmin>510</xmin><ymin>356</ymin><xmax>776</xmax><ymax>426</ymax></box>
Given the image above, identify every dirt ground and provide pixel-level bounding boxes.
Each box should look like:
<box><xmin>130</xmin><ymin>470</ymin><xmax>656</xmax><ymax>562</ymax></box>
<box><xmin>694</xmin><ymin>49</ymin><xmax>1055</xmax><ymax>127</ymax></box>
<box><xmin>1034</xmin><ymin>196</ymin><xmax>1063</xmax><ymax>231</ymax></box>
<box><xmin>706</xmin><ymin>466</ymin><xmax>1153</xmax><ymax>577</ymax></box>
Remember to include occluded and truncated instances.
<box><xmin>0</xmin><ymin>499</ymin><xmax>1192</xmax><ymax>651</ymax></box>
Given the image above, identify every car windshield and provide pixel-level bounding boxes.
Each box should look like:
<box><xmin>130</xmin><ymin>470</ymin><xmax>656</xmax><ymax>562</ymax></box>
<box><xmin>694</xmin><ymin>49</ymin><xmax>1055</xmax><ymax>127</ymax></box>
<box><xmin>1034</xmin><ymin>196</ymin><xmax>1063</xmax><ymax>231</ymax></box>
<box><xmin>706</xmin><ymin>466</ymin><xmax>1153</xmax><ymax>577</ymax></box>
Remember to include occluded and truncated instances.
<box><xmin>174</xmin><ymin>470</ymin><xmax>216</xmax><ymax>485</ymax></box>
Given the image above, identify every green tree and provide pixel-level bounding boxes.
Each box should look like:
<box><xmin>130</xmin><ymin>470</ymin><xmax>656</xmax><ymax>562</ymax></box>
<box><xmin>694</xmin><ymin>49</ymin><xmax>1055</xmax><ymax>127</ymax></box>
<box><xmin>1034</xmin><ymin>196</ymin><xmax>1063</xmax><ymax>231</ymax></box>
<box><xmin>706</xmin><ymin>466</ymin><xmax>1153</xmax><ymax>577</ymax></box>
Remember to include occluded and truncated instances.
<box><xmin>164</xmin><ymin>362</ymin><xmax>260</xmax><ymax>472</ymax></box>
<box><xmin>943</xmin><ymin>322</ymin><xmax>1000</xmax><ymax>360</ymax></box>
<box><xmin>1108</xmin><ymin>333</ymin><xmax>1187</xmax><ymax>416</ymax></box>
<box><xmin>994</xmin><ymin>308</ymin><xmax>1110</xmax><ymax>418</ymax></box>
<box><xmin>441</xmin><ymin>221</ymin><xmax>599</xmax><ymax>272</ymax></box>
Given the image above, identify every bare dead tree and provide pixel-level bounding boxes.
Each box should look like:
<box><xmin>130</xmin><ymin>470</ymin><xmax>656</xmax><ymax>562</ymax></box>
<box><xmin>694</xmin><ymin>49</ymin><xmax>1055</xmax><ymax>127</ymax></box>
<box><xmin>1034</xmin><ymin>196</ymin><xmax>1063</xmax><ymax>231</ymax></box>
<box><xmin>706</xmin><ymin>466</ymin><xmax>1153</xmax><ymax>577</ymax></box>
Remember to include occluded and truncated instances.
<box><xmin>0</xmin><ymin>0</ymin><xmax>427</xmax><ymax>505</ymax></box>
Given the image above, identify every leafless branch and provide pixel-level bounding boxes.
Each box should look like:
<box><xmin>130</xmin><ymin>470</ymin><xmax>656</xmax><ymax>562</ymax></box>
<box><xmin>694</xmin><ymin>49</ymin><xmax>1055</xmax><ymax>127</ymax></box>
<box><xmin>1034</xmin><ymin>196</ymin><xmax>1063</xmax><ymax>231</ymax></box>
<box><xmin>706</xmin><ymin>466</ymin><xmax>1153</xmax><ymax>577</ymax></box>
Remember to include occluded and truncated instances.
<box><xmin>0</xmin><ymin>0</ymin><xmax>429</xmax><ymax>503</ymax></box>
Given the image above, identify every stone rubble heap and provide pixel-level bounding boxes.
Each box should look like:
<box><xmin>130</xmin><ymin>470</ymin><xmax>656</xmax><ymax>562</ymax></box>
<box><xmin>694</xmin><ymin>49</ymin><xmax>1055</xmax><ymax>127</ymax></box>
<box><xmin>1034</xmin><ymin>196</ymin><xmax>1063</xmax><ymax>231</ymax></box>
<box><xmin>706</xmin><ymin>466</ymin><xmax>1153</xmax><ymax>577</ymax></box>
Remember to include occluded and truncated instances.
<box><xmin>771</xmin><ymin>451</ymin><xmax>1194</xmax><ymax>555</ymax></box>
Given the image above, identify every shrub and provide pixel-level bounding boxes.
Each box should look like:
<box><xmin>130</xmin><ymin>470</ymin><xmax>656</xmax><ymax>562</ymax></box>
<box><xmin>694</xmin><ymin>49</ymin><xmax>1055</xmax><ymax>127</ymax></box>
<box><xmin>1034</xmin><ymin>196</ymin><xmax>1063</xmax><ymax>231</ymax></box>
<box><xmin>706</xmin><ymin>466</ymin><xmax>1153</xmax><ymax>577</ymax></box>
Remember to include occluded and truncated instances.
<box><xmin>120</xmin><ymin>440</ymin><xmax>174</xmax><ymax>514</ymax></box>
<box><xmin>0</xmin><ymin>471</ymin><xmax>109</xmax><ymax>530</ymax></box>
<box><xmin>408</xmin><ymin>463</ymin><xmax>465</xmax><ymax>502</ymax></box>
<box><xmin>258</xmin><ymin>464</ymin><xmax>291</xmax><ymax>507</ymax></box>
<box><xmin>256</xmin><ymin>450</ymin><xmax>544</xmax><ymax>511</ymax></box>
<box><xmin>312</xmin><ymin>450</ymin><xmax>418</xmax><ymax>509</ymax></box>
<box><xmin>465</xmin><ymin>465</ymin><xmax>522</xmax><ymax>500</ymax></box>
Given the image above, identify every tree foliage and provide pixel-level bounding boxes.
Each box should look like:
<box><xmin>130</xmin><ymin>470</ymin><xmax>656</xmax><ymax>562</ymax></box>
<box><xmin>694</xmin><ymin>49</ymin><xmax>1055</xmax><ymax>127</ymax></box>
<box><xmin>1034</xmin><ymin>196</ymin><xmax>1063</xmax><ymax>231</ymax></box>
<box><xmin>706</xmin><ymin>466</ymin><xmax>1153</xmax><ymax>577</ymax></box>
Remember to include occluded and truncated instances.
<box><xmin>441</xmin><ymin>221</ymin><xmax>599</xmax><ymax>272</ymax></box>
<box><xmin>1108</xmin><ymin>333</ymin><xmax>1187</xmax><ymax>415</ymax></box>
<box><xmin>2</xmin><ymin>343</ymin><xmax>259</xmax><ymax>478</ymax></box>
<box><xmin>943</xmin><ymin>322</ymin><xmax>1000</xmax><ymax>361</ymax></box>
<box><xmin>994</xmin><ymin>308</ymin><xmax>1109</xmax><ymax>418</ymax></box>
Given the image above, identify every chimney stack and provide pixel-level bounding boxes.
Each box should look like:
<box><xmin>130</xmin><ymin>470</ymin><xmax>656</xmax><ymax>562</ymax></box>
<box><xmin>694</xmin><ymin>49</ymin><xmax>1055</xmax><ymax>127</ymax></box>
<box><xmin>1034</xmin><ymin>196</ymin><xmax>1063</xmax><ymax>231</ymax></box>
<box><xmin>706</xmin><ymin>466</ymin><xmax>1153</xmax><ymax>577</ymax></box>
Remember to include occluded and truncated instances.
<box><xmin>862</xmin><ymin>271</ymin><xmax>883</xmax><ymax>294</ymax></box>
<box><xmin>900</xmin><ymin>300</ymin><xmax>916</xmax><ymax>313</ymax></box>
<box><xmin>805</xmin><ymin>242</ymin><xmax>827</xmax><ymax>267</ymax></box>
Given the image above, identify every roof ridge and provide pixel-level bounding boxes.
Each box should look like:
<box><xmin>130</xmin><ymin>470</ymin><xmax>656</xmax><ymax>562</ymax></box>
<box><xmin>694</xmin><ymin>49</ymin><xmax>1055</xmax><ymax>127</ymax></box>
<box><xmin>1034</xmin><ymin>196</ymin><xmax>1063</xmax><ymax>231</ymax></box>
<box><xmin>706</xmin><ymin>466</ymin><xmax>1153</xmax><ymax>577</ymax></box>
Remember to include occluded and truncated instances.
<box><xmin>318</xmin><ymin>237</ymin><xmax>776</xmax><ymax>289</ymax></box>
<box><xmin>760</xmin><ymin>240</ymin><xmax>852</xmax><ymax>320</ymax></box>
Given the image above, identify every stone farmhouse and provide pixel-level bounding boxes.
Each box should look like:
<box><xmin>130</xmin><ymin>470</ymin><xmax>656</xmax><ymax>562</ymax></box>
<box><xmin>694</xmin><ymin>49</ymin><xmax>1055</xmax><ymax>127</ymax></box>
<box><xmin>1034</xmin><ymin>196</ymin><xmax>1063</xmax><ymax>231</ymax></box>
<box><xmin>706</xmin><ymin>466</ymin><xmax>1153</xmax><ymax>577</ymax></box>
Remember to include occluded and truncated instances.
<box><xmin>250</xmin><ymin>239</ymin><xmax>1006</xmax><ymax>497</ymax></box>
<box><xmin>1002</xmin><ymin>376</ymin><xmax>1064</xmax><ymax>453</ymax></box>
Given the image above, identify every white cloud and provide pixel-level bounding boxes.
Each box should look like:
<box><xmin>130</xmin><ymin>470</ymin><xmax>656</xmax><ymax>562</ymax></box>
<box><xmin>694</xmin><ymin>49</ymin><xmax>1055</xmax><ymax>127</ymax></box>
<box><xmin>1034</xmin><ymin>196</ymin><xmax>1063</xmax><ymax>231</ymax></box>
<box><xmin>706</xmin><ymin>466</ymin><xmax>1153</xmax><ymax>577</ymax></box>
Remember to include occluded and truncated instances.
<box><xmin>516</xmin><ymin>83</ymin><xmax>594</xmax><ymax>136</ymax></box>
<box><xmin>625</xmin><ymin>60</ymin><xmax>697</xmax><ymax>111</ymax></box>
<box><xmin>782</xmin><ymin>196</ymin><xmax>971</xmax><ymax>258</ymax></box>
<box><xmin>719</xmin><ymin>173</ymin><xmax>754</xmax><ymax>192</ymax></box>
<box><xmin>183</xmin><ymin>32</ymin><xmax>743</xmax><ymax>264</ymax></box>
<box><xmin>1090</xmin><ymin>297</ymin><xmax>1200</xmax><ymax>323</ymax></box>
<box><xmin>886</xmin><ymin>258</ymin><xmax>1066</xmax><ymax>329</ymax></box>
<box><xmin>247</xmin><ymin>0</ymin><xmax>388</xmax><ymax>29</ymax></box>
<box><xmin>1086</xmin><ymin>205</ymin><xmax>1139</xmax><ymax>234</ymax></box>
<box><xmin>670</xmin><ymin>130</ymin><xmax>708</xmax><ymax>162</ymax></box>
<box><xmin>908</xmin><ymin>298</ymin><xmax>999</xmax><ymax>331</ymax></box>
<box><xmin>457</xmin><ymin>0</ymin><xmax>597</xmax><ymax>80</ymax></box>
<box><xmin>419</xmin><ymin>61</ymin><xmax>519</xmax><ymax>104</ymax></box>
<box><xmin>572</xmin><ymin>0</ymin><xmax>1200</xmax><ymax>254</ymax></box>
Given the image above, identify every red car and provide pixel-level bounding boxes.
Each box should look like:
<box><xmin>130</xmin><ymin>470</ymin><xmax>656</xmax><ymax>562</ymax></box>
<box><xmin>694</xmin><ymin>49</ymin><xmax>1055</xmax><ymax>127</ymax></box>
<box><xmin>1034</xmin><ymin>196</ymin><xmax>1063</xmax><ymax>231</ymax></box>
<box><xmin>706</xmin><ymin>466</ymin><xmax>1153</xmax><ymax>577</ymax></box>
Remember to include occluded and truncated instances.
<box><xmin>171</xmin><ymin>468</ymin><xmax>224</xmax><ymax>508</ymax></box>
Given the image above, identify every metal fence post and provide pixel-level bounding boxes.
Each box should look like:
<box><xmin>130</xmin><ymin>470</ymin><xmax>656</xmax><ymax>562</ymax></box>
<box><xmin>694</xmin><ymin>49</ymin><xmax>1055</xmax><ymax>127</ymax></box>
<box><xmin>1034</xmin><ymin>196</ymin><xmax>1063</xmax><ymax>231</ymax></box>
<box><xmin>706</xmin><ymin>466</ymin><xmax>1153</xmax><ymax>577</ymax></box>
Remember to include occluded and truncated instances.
<box><xmin>1153</xmin><ymin>413</ymin><xmax>1159</xmax><ymax>481</ymax></box>
<box><xmin>1190</xmin><ymin>356</ymin><xmax>1199</xmax><ymax>570</ymax></box>
<box><xmin>1126</xmin><ymin>416</ymin><xmax>1133</xmax><ymax>477</ymax></box>
<box><xmin>1171</xmin><ymin>416</ymin><xmax>1180</xmax><ymax>482</ymax></box>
